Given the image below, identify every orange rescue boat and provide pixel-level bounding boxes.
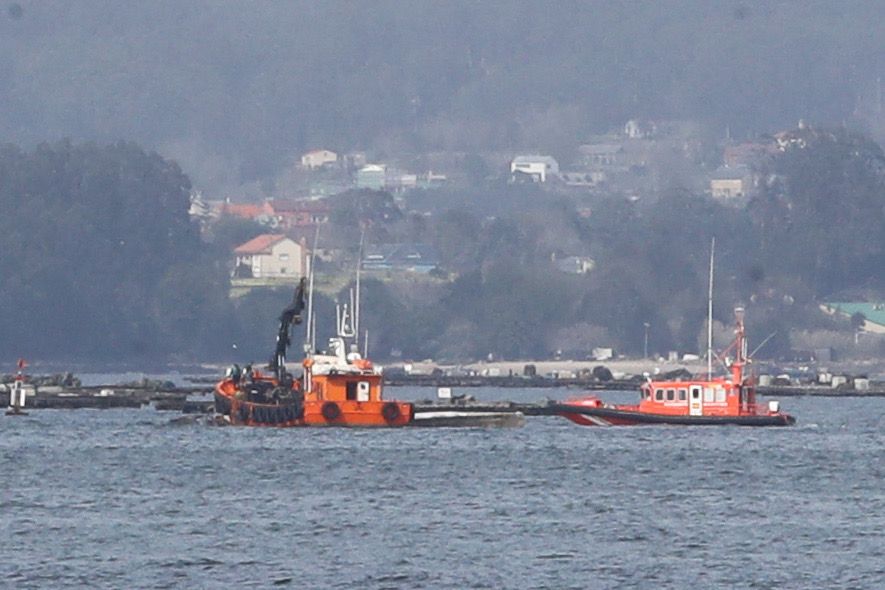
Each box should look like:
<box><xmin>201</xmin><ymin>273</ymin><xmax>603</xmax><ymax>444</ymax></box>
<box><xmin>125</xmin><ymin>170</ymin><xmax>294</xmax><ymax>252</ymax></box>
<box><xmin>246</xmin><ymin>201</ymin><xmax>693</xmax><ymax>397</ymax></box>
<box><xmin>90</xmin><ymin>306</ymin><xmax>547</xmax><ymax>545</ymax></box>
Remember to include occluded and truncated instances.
<box><xmin>553</xmin><ymin>307</ymin><xmax>795</xmax><ymax>427</ymax></box>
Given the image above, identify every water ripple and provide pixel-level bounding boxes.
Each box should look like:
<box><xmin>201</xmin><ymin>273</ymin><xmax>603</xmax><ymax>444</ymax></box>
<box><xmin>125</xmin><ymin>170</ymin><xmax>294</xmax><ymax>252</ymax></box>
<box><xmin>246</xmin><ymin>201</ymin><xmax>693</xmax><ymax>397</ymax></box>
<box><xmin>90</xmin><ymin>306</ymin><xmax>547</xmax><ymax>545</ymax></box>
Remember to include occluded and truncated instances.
<box><xmin>0</xmin><ymin>392</ymin><xmax>882</xmax><ymax>588</ymax></box>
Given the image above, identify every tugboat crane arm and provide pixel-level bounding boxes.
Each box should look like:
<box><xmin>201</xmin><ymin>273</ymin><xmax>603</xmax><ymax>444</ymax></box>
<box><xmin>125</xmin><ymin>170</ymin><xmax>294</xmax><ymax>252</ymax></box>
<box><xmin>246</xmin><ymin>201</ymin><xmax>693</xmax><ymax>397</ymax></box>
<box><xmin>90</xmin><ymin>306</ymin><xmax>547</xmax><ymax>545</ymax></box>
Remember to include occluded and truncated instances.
<box><xmin>269</xmin><ymin>277</ymin><xmax>307</xmax><ymax>381</ymax></box>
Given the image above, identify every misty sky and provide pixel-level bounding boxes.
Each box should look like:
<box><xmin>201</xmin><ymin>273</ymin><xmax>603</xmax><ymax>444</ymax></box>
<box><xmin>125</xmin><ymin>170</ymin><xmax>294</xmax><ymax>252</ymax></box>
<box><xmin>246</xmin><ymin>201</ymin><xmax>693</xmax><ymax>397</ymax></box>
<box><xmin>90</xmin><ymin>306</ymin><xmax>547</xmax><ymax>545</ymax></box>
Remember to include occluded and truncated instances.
<box><xmin>1</xmin><ymin>1</ymin><xmax>883</xmax><ymax>192</ymax></box>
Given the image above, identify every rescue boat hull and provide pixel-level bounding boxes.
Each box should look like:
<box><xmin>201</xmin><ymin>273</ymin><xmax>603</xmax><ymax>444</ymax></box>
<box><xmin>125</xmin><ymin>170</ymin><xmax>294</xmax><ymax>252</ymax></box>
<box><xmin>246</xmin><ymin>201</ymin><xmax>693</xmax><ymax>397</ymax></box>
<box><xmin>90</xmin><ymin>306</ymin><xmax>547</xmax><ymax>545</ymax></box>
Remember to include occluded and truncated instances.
<box><xmin>552</xmin><ymin>403</ymin><xmax>796</xmax><ymax>427</ymax></box>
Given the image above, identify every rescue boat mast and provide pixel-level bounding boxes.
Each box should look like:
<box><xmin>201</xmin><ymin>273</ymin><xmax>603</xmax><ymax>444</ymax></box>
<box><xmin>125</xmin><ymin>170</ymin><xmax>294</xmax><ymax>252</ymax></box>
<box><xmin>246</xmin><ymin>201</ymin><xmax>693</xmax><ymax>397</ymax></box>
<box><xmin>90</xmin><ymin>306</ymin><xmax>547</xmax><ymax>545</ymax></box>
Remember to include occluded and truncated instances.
<box><xmin>706</xmin><ymin>237</ymin><xmax>715</xmax><ymax>379</ymax></box>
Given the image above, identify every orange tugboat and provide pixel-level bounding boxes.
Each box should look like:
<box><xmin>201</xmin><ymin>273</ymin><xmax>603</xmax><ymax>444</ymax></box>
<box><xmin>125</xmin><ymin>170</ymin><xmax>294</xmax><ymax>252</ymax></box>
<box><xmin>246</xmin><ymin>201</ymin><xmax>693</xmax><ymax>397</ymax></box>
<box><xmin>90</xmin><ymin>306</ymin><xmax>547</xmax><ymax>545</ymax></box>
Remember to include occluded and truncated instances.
<box><xmin>214</xmin><ymin>278</ymin><xmax>412</xmax><ymax>427</ymax></box>
<box><xmin>553</xmin><ymin>307</ymin><xmax>795</xmax><ymax>427</ymax></box>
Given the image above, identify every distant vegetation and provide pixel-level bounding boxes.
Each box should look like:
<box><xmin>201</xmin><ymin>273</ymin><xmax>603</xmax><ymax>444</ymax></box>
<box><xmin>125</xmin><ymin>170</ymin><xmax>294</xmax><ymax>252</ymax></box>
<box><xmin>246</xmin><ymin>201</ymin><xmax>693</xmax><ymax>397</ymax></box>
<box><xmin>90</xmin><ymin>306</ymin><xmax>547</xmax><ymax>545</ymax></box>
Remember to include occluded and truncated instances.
<box><xmin>2</xmin><ymin>0</ymin><xmax>885</xmax><ymax>364</ymax></box>
<box><xmin>7</xmin><ymin>129</ymin><xmax>883</xmax><ymax>364</ymax></box>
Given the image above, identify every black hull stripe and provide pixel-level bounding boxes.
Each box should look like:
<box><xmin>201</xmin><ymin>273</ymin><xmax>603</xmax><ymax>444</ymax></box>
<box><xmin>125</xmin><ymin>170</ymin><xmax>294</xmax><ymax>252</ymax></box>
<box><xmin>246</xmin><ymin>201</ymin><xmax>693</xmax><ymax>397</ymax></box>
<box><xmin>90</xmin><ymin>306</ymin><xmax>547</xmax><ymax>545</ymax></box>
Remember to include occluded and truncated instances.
<box><xmin>214</xmin><ymin>391</ymin><xmax>303</xmax><ymax>422</ymax></box>
<box><xmin>551</xmin><ymin>404</ymin><xmax>795</xmax><ymax>426</ymax></box>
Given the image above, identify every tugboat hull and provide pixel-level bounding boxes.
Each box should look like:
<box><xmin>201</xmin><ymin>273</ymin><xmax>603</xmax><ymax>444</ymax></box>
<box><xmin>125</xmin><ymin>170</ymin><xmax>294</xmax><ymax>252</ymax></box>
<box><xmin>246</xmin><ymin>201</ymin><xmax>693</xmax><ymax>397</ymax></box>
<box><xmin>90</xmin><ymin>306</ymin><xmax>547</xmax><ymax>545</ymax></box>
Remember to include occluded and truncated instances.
<box><xmin>214</xmin><ymin>387</ymin><xmax>413</xmax><ymax>427</ymax></box>
<box><xmin>552</xmin><ymin>403</ymin><xmax>796</xmax><ymax>427</ymax></box>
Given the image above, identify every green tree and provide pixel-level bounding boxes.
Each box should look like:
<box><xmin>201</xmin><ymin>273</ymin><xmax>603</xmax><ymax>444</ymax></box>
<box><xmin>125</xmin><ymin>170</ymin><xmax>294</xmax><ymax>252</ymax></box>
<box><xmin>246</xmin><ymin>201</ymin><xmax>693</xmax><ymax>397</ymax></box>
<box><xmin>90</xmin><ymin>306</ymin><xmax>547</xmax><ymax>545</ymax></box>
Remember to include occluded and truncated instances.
<box><xmin>750</xmin><ymin>127</ymin><xmax>885</xmax><ymax>295</ymax></box>
<box><xmin>0</xmin><ymin>140</ymin><xmax>231</xmax><ymax>360</ymax></box>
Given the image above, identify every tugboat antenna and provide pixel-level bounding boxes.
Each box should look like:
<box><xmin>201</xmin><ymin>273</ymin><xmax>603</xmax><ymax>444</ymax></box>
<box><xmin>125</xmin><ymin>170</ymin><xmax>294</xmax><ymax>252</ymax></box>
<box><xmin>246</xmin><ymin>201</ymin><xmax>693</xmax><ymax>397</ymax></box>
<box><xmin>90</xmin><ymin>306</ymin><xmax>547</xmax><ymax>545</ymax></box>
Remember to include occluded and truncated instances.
<box><xmin>305</xmin><ymin>223</ymin><xmax>321</xmax><ymax>353</ymax></box>
<box><xmin>355</xmin><ymin>227</ymin><xmax>365</xmax><ymax>341</ymax></box>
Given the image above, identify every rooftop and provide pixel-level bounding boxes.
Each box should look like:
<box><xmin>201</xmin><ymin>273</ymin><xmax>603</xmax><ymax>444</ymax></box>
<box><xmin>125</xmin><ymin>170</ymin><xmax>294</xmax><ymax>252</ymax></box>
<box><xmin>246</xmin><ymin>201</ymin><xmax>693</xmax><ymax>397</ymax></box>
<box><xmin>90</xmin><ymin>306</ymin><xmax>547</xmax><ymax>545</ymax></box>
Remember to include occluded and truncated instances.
<box><xmin>234</xmin><ymin>234</ymin><xmax>289</xmax><ymax>255</ymax></box>
<box><xmin>825</xmin><ymin>302</ymin><xmax>885</xmax><ymax>327</ymax></box>
<box><xmin>512</xmin><ymin>155</ymin><xmax>558</xmax><ymax>165</ymax></box>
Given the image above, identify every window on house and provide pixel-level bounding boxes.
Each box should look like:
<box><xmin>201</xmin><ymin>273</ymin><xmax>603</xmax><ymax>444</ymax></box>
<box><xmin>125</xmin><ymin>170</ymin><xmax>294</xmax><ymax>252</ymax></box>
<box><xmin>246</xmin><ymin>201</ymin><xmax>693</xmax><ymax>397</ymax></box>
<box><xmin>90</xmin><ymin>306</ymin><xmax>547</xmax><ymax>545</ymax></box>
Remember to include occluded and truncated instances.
<box><xmin>279</xmin><ymin>253</ymin><xmax>289</xmax><ymax>261</ymax></box>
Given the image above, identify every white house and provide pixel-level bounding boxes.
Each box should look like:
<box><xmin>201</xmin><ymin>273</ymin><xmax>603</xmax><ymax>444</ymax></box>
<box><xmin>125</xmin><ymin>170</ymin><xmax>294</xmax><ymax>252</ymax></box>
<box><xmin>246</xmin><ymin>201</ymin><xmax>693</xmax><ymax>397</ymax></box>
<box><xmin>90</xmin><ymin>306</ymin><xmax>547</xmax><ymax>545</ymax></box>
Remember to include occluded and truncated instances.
<box><xmin>301</xmin><ymin>149</ymin><xmax>338</xmax><ymax>170</ymax></box>
<box><xmin>510</xmin><ymin>155</ymin><xmax>560</xmax><ymax>183</ymax></box>
<box><xmin>710</xmin><ymin>166</ymin><xmax>752</xmax><ymax>199</ymax></box>
<box><xmin>555</xmin><ymin>255</ymin><xmax>595</xmax><ymax>274</ymax></box>
<box><xmin>624</xmin><ymin>119</ymin><xmax>656</xmax><ymax>139</ymax></box>
<box><xmin>233</xmin><ymin>234</ymin><xmax>309</xmax><ymax>279</ymax></box>
<box><xmin>356</xmin><ymin>164</ymin><xmax>386</xmax><ymax>190</ymax></box>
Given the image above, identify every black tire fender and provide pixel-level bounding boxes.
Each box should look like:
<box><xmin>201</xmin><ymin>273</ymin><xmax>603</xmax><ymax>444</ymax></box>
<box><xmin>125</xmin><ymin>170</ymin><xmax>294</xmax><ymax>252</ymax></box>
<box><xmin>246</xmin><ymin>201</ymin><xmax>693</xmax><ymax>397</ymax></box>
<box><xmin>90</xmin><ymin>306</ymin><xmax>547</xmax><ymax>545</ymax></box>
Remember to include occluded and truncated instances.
<box><xmin>381</xmin><ymin>402</ymin><xmax>401</xmax><ymax>423</ymax></box>
<box><xmin>321</xmin><ymin>401</ymin><xmax>341</xmax><ymax>421</ymax></box>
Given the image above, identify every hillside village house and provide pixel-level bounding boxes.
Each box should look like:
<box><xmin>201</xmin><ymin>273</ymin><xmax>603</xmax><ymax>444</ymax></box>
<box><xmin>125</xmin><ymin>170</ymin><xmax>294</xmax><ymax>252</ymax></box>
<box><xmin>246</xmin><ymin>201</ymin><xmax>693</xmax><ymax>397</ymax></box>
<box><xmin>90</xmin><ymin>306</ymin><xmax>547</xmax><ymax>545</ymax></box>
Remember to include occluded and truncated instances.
<box><xmin>233</xmin><ymin>234</ymin><xmax>309</xmax><ymax>279</ymax></box>
<box><xmin>554</xmin><ymin>255</ymin><xmax>595</xmax><ymax>274</ymax></box>
<box><xmin>822</xmin><ymin>302</ymin><xmax>885</xmax><ymax>334</ymax></box>
<box><xmin>510</xmin><ymin>155</ymin><xmax>560</xmax><ymax>182</ymax></box>
<box><xmin>724</xmin><ymin>141</ymin><xmax>777</xmax><ymax>168</ymax></box>
<box><xmin>578</xmin><ymin>143</ymin><xmax>624</xmax><ymax>167</ymax></box>
<box><xmin>264</xmin><ymin>199</ymin><xmax>330</xmax><ymax>229</ymax></box>
<box><xmin>301</xmin><ymin>149</ymin><xmax>338</xmax><ymax>169</ymax></box>
<box><xmin>356</xmin><ymin>164</ymin><xmax>386</xmax><ymax>190</ymax></box>
<box><xmin>361</xmin><ymin>243</ymin><xmax>440</xmax><ymax>273</ymax></box>
<box><xmin>710</xmin><ymin>167</ymin><xmax>752</xmax><ymax>199</ymax></box>
<box><xmin>213</xmin><ymin>199</ymin><xmax>329</xmax><ymax>229</ymax></box>
<box><xmin>623</xmin><ymin>119</ymin><xmax>657</xmax><ymax>139</ymax></box>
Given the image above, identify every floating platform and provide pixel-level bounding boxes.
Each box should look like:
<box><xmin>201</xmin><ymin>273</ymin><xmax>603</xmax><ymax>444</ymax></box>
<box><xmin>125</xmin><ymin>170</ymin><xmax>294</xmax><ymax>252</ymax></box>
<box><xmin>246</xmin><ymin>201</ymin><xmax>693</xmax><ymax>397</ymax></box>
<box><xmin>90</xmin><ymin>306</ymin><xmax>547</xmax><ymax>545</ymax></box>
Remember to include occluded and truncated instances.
<box><xmin>384</xmin><ymin>374</ymin><xmax>637</xmax><ymax>389</ymax></box>
<box><xmin>0</xmin><ymin>387</ymin><xmax>202</xmax><ymax>410</ymax></box>
<box><xmin>413</xmin><ymin>400</ymin><xmax>561</xmax><ymax>416</ymax></box>
<box><xmin>756</xmin><ymin>385</ymin><xmax>885</xmax><ymax>397</ymax></box>
<box><xmin>410</xmin><ymin>410</ymin><xmax>525</xmax><ymax>428</ymax></box>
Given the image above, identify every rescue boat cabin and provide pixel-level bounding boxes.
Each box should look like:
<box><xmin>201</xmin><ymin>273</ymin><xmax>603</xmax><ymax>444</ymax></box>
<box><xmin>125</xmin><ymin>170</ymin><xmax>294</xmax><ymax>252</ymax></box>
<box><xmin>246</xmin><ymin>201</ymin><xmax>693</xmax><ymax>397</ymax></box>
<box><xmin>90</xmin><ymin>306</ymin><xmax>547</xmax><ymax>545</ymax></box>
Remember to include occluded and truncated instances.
<box><xmin>636</xmin><ymin>307</ymin><xmax>771</xmax><ymax>418</ymax></box>
<box><xmin>637</xmin><ymin>375</ymin><xmax>764</xmax><ymax>417</ymax></box>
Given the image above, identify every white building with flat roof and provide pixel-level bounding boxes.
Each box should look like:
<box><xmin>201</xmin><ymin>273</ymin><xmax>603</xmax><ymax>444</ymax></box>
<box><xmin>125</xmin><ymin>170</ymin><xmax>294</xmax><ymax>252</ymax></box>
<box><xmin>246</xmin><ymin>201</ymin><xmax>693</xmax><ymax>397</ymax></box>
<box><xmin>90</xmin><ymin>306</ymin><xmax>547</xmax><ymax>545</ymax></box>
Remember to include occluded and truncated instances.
<box><xmin>301</xmin><ymin>149</ymin><xmax>338</xmax><ymax>169</ymax></box>
<box><xmin>510</xmin><ymin>155</ymin><xmax>559</xmax><ymax>183</ymax></box>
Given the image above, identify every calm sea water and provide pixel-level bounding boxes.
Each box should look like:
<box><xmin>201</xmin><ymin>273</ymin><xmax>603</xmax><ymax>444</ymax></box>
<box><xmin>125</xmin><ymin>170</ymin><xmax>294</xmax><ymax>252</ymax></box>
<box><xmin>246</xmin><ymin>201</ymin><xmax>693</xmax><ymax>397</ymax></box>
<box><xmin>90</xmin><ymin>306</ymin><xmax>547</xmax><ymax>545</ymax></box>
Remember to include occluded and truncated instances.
<box><xmin>1</xmin><ymin>388</ymin><xmax>882</xmax><ymax>589</ymax></box>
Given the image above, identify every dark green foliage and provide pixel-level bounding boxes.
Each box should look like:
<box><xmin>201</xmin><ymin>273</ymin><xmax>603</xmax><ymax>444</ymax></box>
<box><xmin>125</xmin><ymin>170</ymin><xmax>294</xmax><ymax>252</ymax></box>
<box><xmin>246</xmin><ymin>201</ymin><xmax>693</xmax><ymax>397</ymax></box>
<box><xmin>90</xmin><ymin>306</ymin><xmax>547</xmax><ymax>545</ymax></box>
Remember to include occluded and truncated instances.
<box><xmin>850</xmin><ymin>312</ymin><xmax>867</xmax><ymax>332</ymax></box>
<box><xmin>750</xmin><ymin>129</ymin><xmax>885</xmax><ymax>296</ymax></box>
<box><xmin>2</xmin><ymin>127</ymin><xmax>884</xmax><ymax>363</ymax></box>
<box><xmin>328</xmin><ymin>189</ymin><xmax>403</xmax><ymax>230</ymax></box>
<box><xmin>0</xmin><ymin>141</ymin><xmax>231</xmax><ymax>360</ymax></box>
<box><xmin>460</xmin><ymin>154</ymin><xmax>491</xmax><ymax>185</ymax></box>
<box><xmin>203</xmin><ymin>215</ymin><xmax>266</xmax><ymax>259</ymax></box>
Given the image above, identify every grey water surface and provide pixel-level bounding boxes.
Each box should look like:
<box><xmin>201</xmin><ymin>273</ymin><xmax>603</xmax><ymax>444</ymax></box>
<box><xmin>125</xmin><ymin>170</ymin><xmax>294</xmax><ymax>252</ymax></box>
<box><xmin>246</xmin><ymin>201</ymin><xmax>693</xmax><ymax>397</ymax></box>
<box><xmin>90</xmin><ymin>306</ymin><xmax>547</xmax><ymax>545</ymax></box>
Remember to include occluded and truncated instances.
<box><xmin>1</xmin><ymin>389</ymin><xmax>882</xmax><ymax>589</ymax></box>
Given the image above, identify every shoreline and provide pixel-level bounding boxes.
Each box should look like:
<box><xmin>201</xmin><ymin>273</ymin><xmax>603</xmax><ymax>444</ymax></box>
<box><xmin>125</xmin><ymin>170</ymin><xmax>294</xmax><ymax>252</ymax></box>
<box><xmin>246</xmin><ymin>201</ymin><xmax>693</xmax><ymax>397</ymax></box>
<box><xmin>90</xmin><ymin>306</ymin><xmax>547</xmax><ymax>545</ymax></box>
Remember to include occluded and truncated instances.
<box><xmin>395</xmin><ymin>357</ymin><xmax>885</xmax><ymax>381</ymax></box>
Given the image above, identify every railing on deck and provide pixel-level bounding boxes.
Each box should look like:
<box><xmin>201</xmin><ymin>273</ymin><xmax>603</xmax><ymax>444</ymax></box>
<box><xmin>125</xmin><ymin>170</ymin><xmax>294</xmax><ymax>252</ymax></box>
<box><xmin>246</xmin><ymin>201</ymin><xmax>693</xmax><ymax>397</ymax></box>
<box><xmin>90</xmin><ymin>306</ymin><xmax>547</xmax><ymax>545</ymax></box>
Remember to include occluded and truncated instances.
<box><xmin>740</xmin><ymin>403</ymin><xmax>779</xmax><ymax>416</ymax></box>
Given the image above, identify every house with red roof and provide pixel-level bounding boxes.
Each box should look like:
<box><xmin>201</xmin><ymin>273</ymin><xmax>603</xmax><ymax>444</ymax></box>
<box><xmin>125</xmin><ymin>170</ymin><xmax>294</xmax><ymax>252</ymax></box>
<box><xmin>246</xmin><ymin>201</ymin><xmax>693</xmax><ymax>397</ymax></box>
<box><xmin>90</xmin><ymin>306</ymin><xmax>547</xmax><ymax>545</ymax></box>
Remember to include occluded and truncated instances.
<box><xmin>217</xmin><ymin>201</ymin><xmax>274</xmax><ymax>220</ymax></box>
<box><xmin>232</xmin><ymin>234</ymin><xmax>309</xmax><ymax>279</ymax></box>
<box><xmin>265</xmin><ymin>199</ymin><xmax>331</xmax><ymax>229</ymax></box>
